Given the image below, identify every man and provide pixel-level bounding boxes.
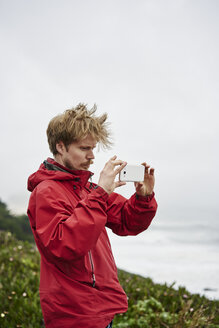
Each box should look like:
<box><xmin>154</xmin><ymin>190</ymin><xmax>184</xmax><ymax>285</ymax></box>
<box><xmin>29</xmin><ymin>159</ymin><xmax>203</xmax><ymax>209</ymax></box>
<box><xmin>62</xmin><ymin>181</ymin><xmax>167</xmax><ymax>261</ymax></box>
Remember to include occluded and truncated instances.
<box><xmin>27</xmin><ymin>104</ymin><xmax>157</xmax><ymax>328</ymax></box>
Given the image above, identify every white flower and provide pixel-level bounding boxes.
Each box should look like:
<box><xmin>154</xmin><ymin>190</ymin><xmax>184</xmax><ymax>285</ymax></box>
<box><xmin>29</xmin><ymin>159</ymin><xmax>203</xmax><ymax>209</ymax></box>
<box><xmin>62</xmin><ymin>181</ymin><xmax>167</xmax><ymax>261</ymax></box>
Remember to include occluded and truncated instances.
<box><xmin>1</xmin><ymin>313</ymin><xmax>5</xmax><ymax>318</ymax></box>
<box><xmin>22</xmin><ymin>292</ymin><xmax>27</xmax><ymax>297</ymax></box>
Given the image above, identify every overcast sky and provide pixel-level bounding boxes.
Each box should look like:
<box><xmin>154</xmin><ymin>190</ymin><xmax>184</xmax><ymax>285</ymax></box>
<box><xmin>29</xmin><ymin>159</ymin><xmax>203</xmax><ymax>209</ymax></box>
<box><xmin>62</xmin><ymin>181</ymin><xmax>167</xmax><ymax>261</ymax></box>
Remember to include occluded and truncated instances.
<box><xmin>0</xmin><ymin>0</ymin><xmax>218</xmax><ymax>223</ymax></box>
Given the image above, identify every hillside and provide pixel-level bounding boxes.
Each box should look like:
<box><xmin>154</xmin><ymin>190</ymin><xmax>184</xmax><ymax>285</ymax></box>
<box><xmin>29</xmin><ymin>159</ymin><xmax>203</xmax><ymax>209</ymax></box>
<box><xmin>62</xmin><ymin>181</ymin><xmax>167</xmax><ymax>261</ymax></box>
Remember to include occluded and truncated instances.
<box><xmin>0</xmin><ymin>230</ymin><xmax>218</xmax><ymax>327</ymax></box>
<box><xmin>0</xmin><ymin>199</ymin><xmax>33</xmax><ymax>243</ymax></box>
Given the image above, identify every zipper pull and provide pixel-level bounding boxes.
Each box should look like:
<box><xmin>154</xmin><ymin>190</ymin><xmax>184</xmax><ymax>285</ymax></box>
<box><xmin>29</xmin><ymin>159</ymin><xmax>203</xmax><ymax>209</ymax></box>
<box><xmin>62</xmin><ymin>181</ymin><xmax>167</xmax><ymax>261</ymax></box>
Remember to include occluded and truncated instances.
<box><xmin>92</xmin><ymin>273</ymin><xmax>96</xmax><ymax>287</ymax></box>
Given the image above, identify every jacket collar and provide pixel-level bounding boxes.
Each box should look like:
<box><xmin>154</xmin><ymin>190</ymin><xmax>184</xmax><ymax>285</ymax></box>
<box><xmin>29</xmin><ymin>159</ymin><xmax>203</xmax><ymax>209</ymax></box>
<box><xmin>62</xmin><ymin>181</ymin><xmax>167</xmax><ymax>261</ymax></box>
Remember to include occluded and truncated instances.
<box><xmin>45</xmin><ymin>158</ymin><xmax>93</xmax><ymax>187</ymax></box>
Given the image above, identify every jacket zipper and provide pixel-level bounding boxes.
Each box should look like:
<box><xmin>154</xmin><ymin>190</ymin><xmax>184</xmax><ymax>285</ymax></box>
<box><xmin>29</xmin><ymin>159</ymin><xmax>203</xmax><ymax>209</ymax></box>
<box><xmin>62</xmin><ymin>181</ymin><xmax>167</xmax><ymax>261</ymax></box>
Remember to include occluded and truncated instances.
<box><xmin>88</xmin><ymin>251</ymin><xmax>96</xmax><ymax>288</ymax></box>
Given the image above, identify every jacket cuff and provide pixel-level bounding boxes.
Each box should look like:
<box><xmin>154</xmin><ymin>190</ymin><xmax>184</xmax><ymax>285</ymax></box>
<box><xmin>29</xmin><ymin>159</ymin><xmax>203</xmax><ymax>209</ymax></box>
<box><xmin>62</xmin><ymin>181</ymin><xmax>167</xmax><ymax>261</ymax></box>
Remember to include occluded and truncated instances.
<box><xmin>93</xmin><ymin>185</ymin><xmax>109</xmax><ymax>202</ymax></box>
<box><xmin>135</xmin><ymin>192</ymin><xmax>155</xmax><ymax>202</ymax></box>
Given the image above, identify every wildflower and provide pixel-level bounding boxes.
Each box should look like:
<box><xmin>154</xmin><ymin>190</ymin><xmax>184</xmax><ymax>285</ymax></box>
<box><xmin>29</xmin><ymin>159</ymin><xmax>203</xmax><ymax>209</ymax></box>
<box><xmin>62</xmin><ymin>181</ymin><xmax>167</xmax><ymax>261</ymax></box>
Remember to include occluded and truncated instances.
<box><xmin>183</xmin><ymin>294</ymin><xmax>188</xmax><ymax>299</ymax></box>
<box><xmin>11</xmin><ymin>291</ymin><xmax>16</xmax><ymax>295</ymax></box>
<box><xmin>8</xmin><ymin>296</ymin><xmax>12</xmax><ymax>300</ymax></box>
<box><xmin>190</xmin><ymin>308</ymin><xmax>194</xmax><ymax>312</ymax></box>
<box><xmin>1</xmin><ymin>313</ymin><xmax>5</xmax><ymax>318</ymax></box>
<box><xmin>22</xmin><ymin>292</ymin><xmax>27</xmax><ymax>297</ymax></box>
<box><xmin>13</xmin><ymin>247</ymin><xmax>17</xmax><ymax>251</ymax></box>
<box><xmin>136</xmin><ymin>288</ymin><xmax>141</xmax><ymax>291</ymax></box>
<box><xmin>9</xmin><ymin>257</ymin><xmax>14</xmax><ymax>262</ymax></box>
<box><xmin>18</xmin><ymin>245</ymin><xmax>22</xmax><ymax>250</ymax></box>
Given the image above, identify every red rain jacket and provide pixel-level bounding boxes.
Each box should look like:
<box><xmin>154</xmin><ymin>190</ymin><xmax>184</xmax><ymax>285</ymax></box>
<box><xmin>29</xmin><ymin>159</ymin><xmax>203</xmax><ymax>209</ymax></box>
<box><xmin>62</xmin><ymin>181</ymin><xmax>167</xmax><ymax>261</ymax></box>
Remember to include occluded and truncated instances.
<box><xmin>27</xmin><ymin>158</ymin><xmax>157</xmax><ymax>328</ymax></box>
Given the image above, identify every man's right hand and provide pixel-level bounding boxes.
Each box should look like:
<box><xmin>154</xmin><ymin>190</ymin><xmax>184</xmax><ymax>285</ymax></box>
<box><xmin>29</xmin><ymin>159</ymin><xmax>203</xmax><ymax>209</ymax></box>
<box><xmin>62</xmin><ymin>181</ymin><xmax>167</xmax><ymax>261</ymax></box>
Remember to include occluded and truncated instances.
<box><xmin>98</xmin><ymin>155</ymin><xmax>127</xmax><ymax>195</ymax></box>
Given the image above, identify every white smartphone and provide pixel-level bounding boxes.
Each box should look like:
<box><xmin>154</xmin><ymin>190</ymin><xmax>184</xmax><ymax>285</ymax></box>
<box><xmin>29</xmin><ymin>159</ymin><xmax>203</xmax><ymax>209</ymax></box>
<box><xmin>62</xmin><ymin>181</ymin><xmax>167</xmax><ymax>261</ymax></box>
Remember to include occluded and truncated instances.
<box><xmin>119</xmin><ymin>164</ymin><xmax>145</xmax><ymax>182</ymax></box>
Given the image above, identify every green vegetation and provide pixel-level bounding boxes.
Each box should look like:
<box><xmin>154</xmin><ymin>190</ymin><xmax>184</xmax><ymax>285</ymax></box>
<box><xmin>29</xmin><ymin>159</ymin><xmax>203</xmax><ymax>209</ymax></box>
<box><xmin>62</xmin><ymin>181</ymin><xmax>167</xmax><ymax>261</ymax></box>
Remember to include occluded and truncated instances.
<box><xmin>0</xmin><ymin>230</ymin><xmax>42</xmax><ymax>327</ymax></box>
<box><xmin>114</xmin><ymin>270</ymin><xmax>219</xmax><ymax>327</ymax></box>
<box><xmin>0</xmin><ymin>199</ymin><xmax>34</xmax><ymax>243</ymax></box>
<box><xmin>0</xmin><ymin>230</ymin><xmax>218</xmax><ymax>327</ymax></box>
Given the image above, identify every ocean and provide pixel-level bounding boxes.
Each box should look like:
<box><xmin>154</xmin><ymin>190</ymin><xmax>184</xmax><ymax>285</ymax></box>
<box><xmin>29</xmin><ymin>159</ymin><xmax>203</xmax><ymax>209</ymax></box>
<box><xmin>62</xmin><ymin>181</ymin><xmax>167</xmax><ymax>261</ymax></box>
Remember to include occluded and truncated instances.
<box><xmin>108</xmin><ymin>211</ymin><xmax>219</xmax><ymax>300</ymax></box>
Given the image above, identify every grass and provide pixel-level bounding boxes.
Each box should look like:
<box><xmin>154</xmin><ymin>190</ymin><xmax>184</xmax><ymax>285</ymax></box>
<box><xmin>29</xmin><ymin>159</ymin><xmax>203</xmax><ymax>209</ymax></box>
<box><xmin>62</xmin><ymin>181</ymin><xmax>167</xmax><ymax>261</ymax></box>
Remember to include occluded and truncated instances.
<box><xmin>0</xmin><ymin>230</ymin><xmax>218</xmax><ymax>327</ymax></box>
<box><xmin>115</xmin><ymin>270</ymin><xmax>219</xmax><ymax>327</ymax></box>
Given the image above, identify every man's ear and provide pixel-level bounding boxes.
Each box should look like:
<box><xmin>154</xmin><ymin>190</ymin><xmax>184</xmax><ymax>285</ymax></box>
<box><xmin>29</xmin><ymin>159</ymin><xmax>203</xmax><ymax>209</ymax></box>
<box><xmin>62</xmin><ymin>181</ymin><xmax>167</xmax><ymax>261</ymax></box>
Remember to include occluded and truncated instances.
<box><xmin>56</xmin><ymin>141</ymin><xmax>66</xmax><ymax>155</ymax></box>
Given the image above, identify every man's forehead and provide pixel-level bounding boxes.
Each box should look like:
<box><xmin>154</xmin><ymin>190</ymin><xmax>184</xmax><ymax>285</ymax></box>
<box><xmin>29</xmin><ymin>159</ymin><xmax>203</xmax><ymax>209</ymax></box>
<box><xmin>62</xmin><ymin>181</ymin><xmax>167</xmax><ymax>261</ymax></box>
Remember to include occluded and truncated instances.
<box><xmin>78</xmin><ymin>135</ymin><xmax>97</xmax><ymax>146</ymax></box>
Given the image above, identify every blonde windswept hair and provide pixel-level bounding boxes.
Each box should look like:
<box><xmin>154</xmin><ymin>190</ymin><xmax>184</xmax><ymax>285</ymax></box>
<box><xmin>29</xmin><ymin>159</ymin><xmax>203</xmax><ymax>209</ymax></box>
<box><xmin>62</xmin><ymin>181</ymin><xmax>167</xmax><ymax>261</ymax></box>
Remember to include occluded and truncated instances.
<box><xmin>47</xmin><ymin>103</ymin><xmax>112</xmax><ymax>155</ymax></box>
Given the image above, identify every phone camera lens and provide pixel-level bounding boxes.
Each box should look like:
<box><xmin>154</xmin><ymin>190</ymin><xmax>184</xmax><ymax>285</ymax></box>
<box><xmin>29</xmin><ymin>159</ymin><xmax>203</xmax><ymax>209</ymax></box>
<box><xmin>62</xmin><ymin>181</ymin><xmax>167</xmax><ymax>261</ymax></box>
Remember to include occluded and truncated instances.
<box><xmin>124</xmin><ymin>171</ymin><xmax>126</xmax><ymax>174</ymax></box>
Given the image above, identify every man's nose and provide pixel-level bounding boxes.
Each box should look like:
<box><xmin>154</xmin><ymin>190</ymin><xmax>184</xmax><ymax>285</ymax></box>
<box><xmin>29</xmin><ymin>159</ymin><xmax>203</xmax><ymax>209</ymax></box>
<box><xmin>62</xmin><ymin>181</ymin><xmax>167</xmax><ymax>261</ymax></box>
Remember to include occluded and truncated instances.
<box><xmin>87</xmin><ymin>150</ymin><xmax>95</xmax><ymax>159</ymax></box>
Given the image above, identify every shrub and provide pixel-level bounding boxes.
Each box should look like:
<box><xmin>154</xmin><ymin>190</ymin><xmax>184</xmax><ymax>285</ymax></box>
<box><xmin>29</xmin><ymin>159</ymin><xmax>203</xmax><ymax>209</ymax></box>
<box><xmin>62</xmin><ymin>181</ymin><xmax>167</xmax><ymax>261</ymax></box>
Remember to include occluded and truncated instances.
<box><xmin>0</xmin><ymin>230</ymin><xmax>219</xmax><ymax>327</ymax></box>
<box><xmin>0</xmin><ymin>231</ymin><xmax>43</xmax><ymax>327</ymax></box>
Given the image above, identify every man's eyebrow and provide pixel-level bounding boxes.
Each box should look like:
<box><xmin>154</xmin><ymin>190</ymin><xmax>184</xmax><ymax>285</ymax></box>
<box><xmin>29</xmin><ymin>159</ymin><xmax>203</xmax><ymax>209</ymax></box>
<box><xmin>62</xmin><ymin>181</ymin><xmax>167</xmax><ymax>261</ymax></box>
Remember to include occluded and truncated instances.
<box><xmin>80</xmin><ymin>144</ymin><xmax>96</xmax><ymax>148</ymax></box>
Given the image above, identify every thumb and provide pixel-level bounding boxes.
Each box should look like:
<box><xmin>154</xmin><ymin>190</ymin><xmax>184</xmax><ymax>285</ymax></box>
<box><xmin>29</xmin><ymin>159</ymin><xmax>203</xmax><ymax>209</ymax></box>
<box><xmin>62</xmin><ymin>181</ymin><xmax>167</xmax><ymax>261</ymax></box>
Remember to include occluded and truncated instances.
<box><xmin>115</xmin><ymin>181</ymin><xmax>126</xmax><ymax>189</ymax></box>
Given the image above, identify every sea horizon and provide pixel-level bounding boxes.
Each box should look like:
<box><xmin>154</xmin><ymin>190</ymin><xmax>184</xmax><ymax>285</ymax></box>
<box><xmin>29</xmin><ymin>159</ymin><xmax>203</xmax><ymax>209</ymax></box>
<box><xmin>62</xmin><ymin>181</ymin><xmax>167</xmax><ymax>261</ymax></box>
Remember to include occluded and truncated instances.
<box><xmin>108</xmin><ymin>214</ymin><xmax>219</xmax><ymax>300</ymax></box>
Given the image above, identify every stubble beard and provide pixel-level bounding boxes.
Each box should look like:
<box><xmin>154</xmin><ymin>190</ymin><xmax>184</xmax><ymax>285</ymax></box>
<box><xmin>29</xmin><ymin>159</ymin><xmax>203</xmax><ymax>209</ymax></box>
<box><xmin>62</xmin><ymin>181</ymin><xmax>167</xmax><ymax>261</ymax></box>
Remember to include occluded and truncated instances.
<box><xmin>81</xmin><ymin>160</ymin><xmax>94</xmax><ymax>170</ymax></box>
<box><xmin>64</xmin><ymin>159</ymin><xmax>94</xmax><ymax>171</ymax></box>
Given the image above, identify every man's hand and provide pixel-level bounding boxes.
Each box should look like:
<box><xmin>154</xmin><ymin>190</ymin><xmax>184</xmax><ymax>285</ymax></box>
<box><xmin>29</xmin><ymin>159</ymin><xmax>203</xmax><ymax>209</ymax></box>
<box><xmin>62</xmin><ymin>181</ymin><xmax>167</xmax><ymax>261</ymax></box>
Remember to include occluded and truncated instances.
<box><xmin>98</xmin><ymin>155</ymin><xmax>127</xmax><ymax>195</ymax></box>
<box><xmin>134</xmin><ymin>162</ymin><xmax>155</xmax><ymax>197</ymax></box>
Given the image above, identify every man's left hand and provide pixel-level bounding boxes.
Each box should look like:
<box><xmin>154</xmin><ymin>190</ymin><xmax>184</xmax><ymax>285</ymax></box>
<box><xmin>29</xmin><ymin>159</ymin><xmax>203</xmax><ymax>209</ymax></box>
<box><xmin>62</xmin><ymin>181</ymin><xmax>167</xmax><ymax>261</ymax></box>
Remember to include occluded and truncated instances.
<box><xmin>134</xmin><ymin>162</ymin><xmax>155</xmax><ymax>197</ymax></box>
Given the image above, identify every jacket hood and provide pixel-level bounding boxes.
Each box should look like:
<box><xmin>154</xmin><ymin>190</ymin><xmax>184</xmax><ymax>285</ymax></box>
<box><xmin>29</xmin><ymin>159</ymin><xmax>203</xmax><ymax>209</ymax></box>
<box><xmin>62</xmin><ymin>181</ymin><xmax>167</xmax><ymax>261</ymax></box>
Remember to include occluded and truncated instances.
<box><xmin>27</xmin><ymin>158</ymin><xmax>93</xmax><ymax>192</ymax></box>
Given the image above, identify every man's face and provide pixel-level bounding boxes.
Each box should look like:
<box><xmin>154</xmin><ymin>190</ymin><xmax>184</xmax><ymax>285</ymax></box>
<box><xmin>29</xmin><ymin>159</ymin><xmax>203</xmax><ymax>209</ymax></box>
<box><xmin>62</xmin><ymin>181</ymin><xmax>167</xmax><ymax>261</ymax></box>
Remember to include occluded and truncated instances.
<box><xmin>57</xmin><ymin>134</ymin><xmax>97</xmax><ymax>170</ymax></box>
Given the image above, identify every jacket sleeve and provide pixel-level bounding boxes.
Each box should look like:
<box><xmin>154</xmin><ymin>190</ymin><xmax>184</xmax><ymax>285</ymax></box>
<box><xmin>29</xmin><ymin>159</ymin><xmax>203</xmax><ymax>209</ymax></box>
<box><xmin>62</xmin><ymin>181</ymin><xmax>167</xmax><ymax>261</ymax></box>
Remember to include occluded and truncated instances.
<box><xmin>105</xmin><ymin>192</ymin><xmax>158</xmax><ymax>236</ymax></box>
<box><xmin>28</xmin><ymin>181</ymin><xmax>109</xmax><ymax>261</ymax></box>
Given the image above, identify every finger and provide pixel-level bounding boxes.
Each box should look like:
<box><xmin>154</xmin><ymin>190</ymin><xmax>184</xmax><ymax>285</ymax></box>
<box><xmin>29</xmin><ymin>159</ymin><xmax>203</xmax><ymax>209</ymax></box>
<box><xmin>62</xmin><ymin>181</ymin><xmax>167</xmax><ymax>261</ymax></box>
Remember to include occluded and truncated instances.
<box><xmin>115</xmin><ymin>181</ymin><xmax>126</xmax><ymax>188</ymax></box>
<box><xmin>149</xmin><ymin>168</ymin><xmax>155</xmax><ymax>176</ymax></box>
<box><xmin>114</xmin><ymin>161</ymin><xmax>127</xmax><ymax>175</ymax></box>
<box><xmin>112</xmin><ymin>159</ymin><xmax>126</xmax><ymax>166</ymax></box>
<box><xmin>141</xmin><ymin>162</ymin><xmax>150</xmax><ymax>169</ymax></box>
<box><xmin>141</xmin><ymin>162</ymin><xmax>151</xmax><ymax>174</ymax></box>
<box><xmin>145</xmin><ymin>166</ymin><xmax>150</xmax><ymax>174</ymax></box>
<box><xmin>104</xmin><ymin>155</ymin><xmax>117</xmax><ymax>168</ymax></box>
